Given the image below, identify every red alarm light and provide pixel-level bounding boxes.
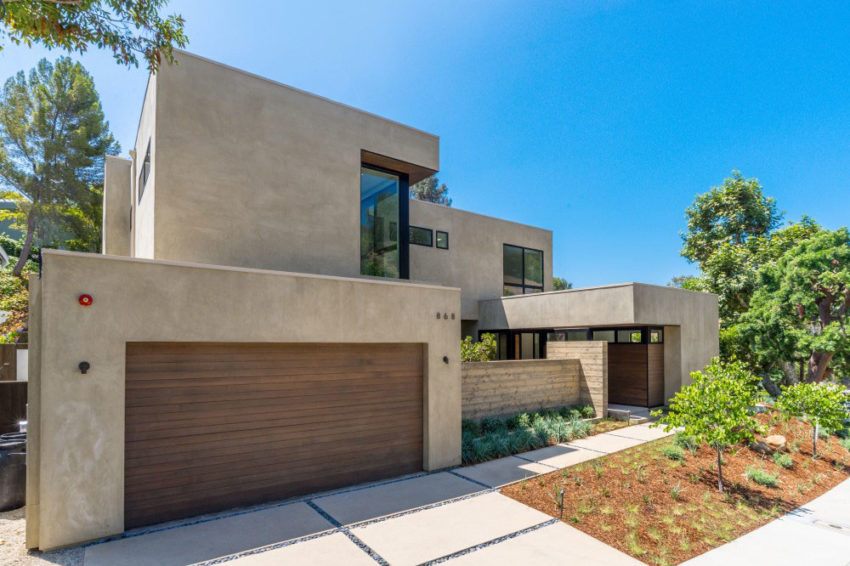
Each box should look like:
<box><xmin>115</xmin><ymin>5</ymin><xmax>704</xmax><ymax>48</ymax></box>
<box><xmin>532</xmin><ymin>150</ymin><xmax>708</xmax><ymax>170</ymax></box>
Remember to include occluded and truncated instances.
<box><xmin>78</xmin><ymin>294</ymin><xmax>93</xmax><ymax>306</ymax></box>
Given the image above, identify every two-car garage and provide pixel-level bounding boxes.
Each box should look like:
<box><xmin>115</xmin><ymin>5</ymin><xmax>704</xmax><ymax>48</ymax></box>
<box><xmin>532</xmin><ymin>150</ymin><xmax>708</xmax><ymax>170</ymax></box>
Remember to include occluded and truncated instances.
<box><xmin>124</xmin><ymin>342</ymin><xmax>424</xmax><ymax>529</ymax></box>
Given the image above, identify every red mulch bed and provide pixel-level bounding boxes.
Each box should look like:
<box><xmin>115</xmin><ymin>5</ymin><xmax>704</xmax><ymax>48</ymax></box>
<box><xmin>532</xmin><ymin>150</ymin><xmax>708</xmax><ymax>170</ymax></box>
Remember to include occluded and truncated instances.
<box><xmin>502</xmin><ymin>414</ymin><xmax>850</xmax><ymax>565</ymax></box>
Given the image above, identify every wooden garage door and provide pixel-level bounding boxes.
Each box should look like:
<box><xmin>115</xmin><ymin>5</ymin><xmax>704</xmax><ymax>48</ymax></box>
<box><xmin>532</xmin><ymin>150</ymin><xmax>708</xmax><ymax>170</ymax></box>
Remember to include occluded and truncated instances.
<box><xmin>124</xmin><ymin>342</ymin><xmax>423</xmax><ymax>529</ymax></box>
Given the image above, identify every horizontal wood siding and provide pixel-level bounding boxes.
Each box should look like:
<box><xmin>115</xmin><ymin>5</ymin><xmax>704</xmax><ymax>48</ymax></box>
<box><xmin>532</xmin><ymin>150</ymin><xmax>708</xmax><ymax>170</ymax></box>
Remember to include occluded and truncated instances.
<box><xmin>125</xmin><ymin>342</ymin><xmax>423</xmax><ymax>529</ymax></box>
<box><xmin>546</xmin><ymin>341</ymin><xmax>608</xmax><ymax>418</ymax></box>
<box><xmin>608</xmin><ymin>344</ymin><xmax>648</xmax><ymax>406</ymax></box>
<box><xmin>461</xmin><ymin>359</ymin><xmax>581</xmax><ymax>421</ymax></box>
<box><xmin>0</xmin><ymin>381</ymin><xmax>26</xmax><ymax>434</ymax></box>
<box><xmin>647</xmin><ymin>344</ymin><xmax>665</xmax><ymax>407</ymax></box>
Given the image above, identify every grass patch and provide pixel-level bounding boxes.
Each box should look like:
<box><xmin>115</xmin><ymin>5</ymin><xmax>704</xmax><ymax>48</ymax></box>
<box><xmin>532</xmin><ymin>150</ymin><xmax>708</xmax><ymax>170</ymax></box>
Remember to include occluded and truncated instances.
<box><xmin>746</xmin><ymin>467</ymin><xmax>779</xmax><ymax>488</ymax></box>
<box><xmin>772</xmin><ymin>452</ymin><xmax>793</xmax><ymax>469</ymax></box>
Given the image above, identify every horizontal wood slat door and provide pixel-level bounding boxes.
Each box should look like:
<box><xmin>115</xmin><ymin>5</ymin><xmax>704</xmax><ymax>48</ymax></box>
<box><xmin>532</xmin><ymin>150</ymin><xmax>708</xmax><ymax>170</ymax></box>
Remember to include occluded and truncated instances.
<box><xmin>124</xmin><ymin>342</ymin><xmax>423</xmax><ymax>529</ymax></box>
<box><xmin>608</xmin><ymin>344</ymin><xmax>648</xmax><ymax>406</ymax></box>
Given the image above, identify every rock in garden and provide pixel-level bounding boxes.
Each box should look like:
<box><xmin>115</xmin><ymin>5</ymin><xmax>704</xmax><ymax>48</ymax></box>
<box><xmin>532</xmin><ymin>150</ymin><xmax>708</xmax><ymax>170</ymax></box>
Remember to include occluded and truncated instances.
<box><xmin>765</xmin><ymin>435</ymin><xmax>787</xmax><ymax>452</ymax></box>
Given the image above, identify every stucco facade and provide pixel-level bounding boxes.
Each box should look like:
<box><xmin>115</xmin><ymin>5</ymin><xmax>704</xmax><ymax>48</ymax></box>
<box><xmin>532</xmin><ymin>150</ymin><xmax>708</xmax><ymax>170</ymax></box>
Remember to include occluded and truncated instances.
<box><xmin>409</xmin><ymin>200</ymin><xmax>552</xmax><ymax>320</ymax></box>
<box><xmin>27</xmin><ymin>251</ymin><xmax>461</xmax><ymax>550</ymax></box>
<box><xmin>477</xmin><ymin>283</ymin><xmax>720</xmax><ymax>401</ymax></box>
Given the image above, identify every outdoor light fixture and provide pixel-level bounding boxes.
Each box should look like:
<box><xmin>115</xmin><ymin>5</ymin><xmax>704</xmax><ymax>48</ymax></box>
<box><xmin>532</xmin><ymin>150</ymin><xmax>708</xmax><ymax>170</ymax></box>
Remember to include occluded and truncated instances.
<box><xmin>442</xmin><ymin>356</ymin><xmax>449</xmax><ymax>364</ymax></box>
<box><xmin>78</xmin><ymin>361</ymin><xmax>90</xmax><ymax>374</ymax></box>
<box><xmin>78</xmin><ymin>294</ymin><xmax>93</xmax><ymax>306</ymax></box>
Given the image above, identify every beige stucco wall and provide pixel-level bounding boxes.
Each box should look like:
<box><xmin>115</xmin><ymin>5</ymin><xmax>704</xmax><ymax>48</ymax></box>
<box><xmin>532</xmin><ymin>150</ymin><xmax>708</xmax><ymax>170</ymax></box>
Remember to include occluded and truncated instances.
<box><xmin>477</xmin><ymin>283</ymin><xmax>718</xmax><ymax>404</ymax></box>
<box><xmin>461</xmin><ymin>359</ymin><xmax>581</xmax><ymax>421</ymax></box>
<box><xmin>102</xmin><ymin>156</ymin><xmax>132</xmax><ymax>256</ymax></box>
<box><xmin>27</xmin><ymin>250</ymin><xmax>460</xmax><ymax>550</ymax></box>
<box><xmin>410</xmin><ymin>201</ymin><xmax>553</xmax><ymax>320</ymax></box>
<box><xmin>144</xmin><ymin>51</ymin><xmax>438</xmax><ymax>277</ymax></box>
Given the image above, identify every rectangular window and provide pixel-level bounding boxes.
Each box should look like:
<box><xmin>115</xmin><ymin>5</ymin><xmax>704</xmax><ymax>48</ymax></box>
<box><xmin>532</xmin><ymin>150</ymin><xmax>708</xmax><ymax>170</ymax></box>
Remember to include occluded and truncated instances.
<box><xmin>409</xmin><ymin>225</ymin><xmax>433</xmax><ymax>247</ymax></box>
<box><xmin>138</xmin><ymin>142</ymin><xmax>151</xmax><ymax>203</ymax></box>
<box><xmin>436</xmin><ymin>230</ymin><xmax>449</xmax><ymax>249</ymax></box>
<box><xmin>617</xmin><ymin>329</ymin><xmax>643</xmax><ymax>343</ymax></box>
<box><xmin>591</xmin><ymin>330</ymin><xmax>616</xmax><ymax>343</ymax></box>
<box><xmin>650</xmin><ymin>328</ymin><xmax>664</xmax><ymax>343</ymax></box>
<box><xmin>503</xmin><ymin>244</ymin><xmax>544</xmax><ymax>295</ymax></box>
<box><xmin>360</xmin><ymin>166</ymin><xmax>408</xmax><ymax>278</ymax></box>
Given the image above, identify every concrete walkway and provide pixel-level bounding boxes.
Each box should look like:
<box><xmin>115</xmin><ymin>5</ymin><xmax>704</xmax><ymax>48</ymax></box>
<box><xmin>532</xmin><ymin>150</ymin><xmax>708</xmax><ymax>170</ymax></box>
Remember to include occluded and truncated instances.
<box><xmin>83</xmin><ymin>423</ymin><xmax>671</xmax><ymax>566</ymax></box>
<box><xmin>683</xmin><ymin>478</ymin><xmax>850</xmax><ymax>565</ymax></box>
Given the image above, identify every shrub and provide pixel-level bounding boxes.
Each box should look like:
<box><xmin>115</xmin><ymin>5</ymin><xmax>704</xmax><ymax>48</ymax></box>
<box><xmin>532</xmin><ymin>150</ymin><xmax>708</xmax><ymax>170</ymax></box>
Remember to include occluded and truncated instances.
<box><xmin>472</xmin><ymin>437</ymin><xmax>496</xmax><ymax>462</ymax></box>
<box><xmin>461</xmin><ymin>419</ymin><xmax>481</xmax><ymax>437</ymax></box>
<box><xmin>484</xmin><ymin>431</ymin><xmax>511</xmax><ymax>457</ymax></box>
<box><xmin>662</xmin><ymin>444</ymin><xmax>685</xmax><ymax>461</ymax></box>
<box><xmin>506</xmin><ymin>412</ymin><xmax>531</xmax><ymax>430</ymax></box>
<box><xmin>577</xmin><ymin>404</ymin><xmax>596</xmax><ymax>419</ymax></box>
<box><xmin>670</xmin><ymin>481</ymin><xmax>683</xmax><ymax>501</ymax></box>
<box><xmin>840</xmin><ymin>437</ymin><xmax>850</xmax><ymax>452</ymax></box>
<box><xmin>481</xmin><ymin>416</ymin><xmax>506</xmax><ymax>434</ymax></box>
<box><xmin>533</xmin><ymin>419</ymin><xmax>553</xmax><ymax>445</ymax></box>
<box><xmin>571</xmin><ymin>418</ymin><xmax>592</xmax><ymax>439</ymax></box>
<box><xmin>746</xmin><ymin>467</ymin><xmax>779</xmax><ymax>488</ymax></box>
<box><xmin>461</xmin><ymin>333</ymin><xmax>497</xmax><ymax>362</ymax></box>
<box><xmin>772</xmin><ymin>452</ymin><xmax>793</xmax><ymax>469</ymax></box>
<box><xmin>674</xmin><ymin>432</ymin><xmax>699</xmax><ymax>454</ymax></box>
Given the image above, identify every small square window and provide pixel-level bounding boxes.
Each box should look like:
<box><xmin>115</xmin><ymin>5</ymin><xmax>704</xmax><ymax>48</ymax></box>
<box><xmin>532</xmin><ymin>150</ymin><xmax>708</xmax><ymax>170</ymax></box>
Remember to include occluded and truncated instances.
<box><xmin>436</xmin><ymin>231</ymin><xmax>449</xmax><ymax>249</ymax></box>
<box><xmin>650</xmin><ymin>328</ymin><xmax>664</xmax><ymax>343</ymax></box>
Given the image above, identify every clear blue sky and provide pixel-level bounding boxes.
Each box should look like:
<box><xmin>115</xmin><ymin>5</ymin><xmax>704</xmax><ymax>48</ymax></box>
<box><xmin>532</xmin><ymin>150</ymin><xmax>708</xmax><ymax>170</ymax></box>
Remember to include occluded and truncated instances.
<box><xmin>2</xmin><ymin>1</ymin><xmax>849</xmax><ymax>287</ymax></box>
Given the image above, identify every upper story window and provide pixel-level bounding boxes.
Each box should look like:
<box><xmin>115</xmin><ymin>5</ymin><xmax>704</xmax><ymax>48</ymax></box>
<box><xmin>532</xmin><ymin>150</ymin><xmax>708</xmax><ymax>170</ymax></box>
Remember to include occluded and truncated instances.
<box><xmin>503</xmin><ymin>244</ymin><xmax>543</xmax><ymax>296</ymax></box>
<box><xmin>409</xmin><ymin>225</ymin><xmax>433</xmax><ymax>247</ymax></box>
<box><xmin>360</xmin><ymin>166</ymin><xmax>409</xmax><ymax>278</ymax></box>
<box><xmin>138</xmin><ymin>142</ymin><xmax>151</xmax><ymax>203</ymax></box>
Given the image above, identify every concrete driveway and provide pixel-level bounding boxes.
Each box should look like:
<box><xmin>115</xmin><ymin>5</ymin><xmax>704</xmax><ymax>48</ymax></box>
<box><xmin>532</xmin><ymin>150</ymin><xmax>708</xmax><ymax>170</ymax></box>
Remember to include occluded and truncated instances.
<box><xmin>83</xmin><ymin>425</ymin><xmax>669</xmax><ymax>565</ymax></box>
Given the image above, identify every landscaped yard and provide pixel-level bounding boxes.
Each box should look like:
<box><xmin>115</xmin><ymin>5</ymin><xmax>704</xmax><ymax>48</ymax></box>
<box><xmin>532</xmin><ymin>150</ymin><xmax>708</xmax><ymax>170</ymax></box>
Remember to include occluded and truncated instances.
<box><xmin>461</xmin><ymin>405</ymin><xmax>630</xmax><ymax>465</ymax></box>
<box><xmin>502</xmin><ymin>414</ymin><xmax>850</xmax><ymax>565</ymax></box>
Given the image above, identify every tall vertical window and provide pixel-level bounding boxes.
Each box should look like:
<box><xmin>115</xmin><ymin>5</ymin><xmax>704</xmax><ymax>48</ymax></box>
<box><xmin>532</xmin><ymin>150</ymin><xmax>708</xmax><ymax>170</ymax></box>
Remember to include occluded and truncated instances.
<box><xmin>138</xmin><ymin>141</ymin><xmax>151</xmax><ymax>203</ymax></box>
<box><xmin>360</xmin><ymin>166</ymin><xmax>408</xmax><ymax>278</ymax></box>
<box><xmin>503</xmin><ymin>244</ymin><xmax>544</xmax><ymax>295</ymax></box>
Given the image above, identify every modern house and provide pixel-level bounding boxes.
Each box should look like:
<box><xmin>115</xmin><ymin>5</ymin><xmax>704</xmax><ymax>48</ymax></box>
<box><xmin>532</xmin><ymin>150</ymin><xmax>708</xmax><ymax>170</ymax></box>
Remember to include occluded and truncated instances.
<box><xmin>26</xmin><ymin>51</ymin><xmax>718</xmax><ymax>550</ymax></box>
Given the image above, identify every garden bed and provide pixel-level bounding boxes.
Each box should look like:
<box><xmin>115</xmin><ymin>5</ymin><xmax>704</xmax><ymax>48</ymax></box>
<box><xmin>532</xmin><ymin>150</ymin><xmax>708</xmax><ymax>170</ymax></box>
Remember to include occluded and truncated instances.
<box><xmin>461</xmin><ymin>405</ymin><xmax>630</xmax><ymax>465</ymax></box>
<box><xmin>502</xmin><ymin>414</ymin><xmax>850</xmax><ymax>565</ymax></box>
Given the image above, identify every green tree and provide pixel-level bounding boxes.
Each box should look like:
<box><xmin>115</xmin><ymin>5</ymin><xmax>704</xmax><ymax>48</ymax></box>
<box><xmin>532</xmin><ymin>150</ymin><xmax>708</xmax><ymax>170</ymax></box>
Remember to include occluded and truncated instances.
<box><xmin>682</xmin><ymin>171</ymin><xmax>782</xmax><ymax>265</ymax></box>
<box><xmin>1</xmin><ymin>0</ymin><xmax>187</xmax><ymax>71</ymax></box>
<box><xmin>553</xmin><ymin>277</ymin><xmax>572</xmax><ymax>290</ymax></box>
<box><xmin>461</xmin><ymin>333</ymin><xmax>497</xmax><ymax>362</ymax></box>
<box><xmin>668</xmin><ymin>275</ymin><xmax>702</xmax><ymax>290</ymax></box>
<box><xmin>739</xmin><ymin>228</ymin><xmax>850</xmax><ymax>383</ymax></box>
<box><xmin>0</xmin><ymin>57</ymin><xmax>118</xmax><ymax>275</ymax></box>
<box><xmin>410</xmin><ymin>175</ymin><xmax>451</xmax><ymax>206</ymax></box>
<box><xmin>652</xmin><ymin>358</ymin><xmax>762</xmax><ymax>491</ymax></box>
<box><xmin>774</xmin><ymin>382</ymin><xmax>847</xmax><ymax>457</ymax></box>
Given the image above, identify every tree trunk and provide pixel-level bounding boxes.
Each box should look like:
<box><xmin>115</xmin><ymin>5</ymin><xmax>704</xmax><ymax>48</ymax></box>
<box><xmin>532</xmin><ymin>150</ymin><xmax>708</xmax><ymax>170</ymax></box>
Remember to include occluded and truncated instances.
<box><xmin>761</xmin><ymin>374</ymin><xmax>781</xmax><ymax>398</ymax></box>
<box><xmin>806</xmin><ymin>351</ymin><xmax>834</xmax><ymax>382</ymax></box>
<box><xmin>12</xmin><ymin>212</ymin><xmax>36</xmax><ymax>278</ymax></box>
<box><xmin>715</xmin><ymin>445</ymin><xmax>724</xmax><ymax>492</ymax></box>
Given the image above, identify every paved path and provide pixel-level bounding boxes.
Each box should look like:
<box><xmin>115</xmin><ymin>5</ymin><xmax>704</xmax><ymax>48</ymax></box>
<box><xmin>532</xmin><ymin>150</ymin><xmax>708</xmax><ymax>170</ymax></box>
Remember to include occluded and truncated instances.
<box><xmin>83</xmin><ymin>423</ymin><xmax>671</xmax><ymax>565</ymax></box>
<box><xmin>683</xmin><ymin>478</ymin><xmax>850</xmax><ymax>566</ymax></box>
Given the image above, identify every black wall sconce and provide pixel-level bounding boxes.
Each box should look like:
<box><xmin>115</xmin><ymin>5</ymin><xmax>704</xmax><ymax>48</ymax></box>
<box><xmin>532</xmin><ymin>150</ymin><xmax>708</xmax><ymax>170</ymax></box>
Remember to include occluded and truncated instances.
<box><xmin>442</xmin><ymin>356</ymin><xmax>449</xmax><ymax>364</ymax></box>
<box><xmin>78</xmin><ymin>361</ymin><xmax>90</xmax><ymax>374</ymax></box>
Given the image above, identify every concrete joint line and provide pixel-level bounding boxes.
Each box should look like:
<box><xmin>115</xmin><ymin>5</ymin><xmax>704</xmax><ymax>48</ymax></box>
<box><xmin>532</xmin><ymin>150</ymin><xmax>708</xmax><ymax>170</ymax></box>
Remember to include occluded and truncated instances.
<box><xmin>419</xmin><ymin>518</ymin><xmax>560</xmax><ymax>565</ymax></box>
<box><xmin>306</xmin><ymin>500</ymin><xmax>342</xmax><ymax>527</ymax></box>
<box><xmin>511</xmin><ymin>454</ymin><xmax>560</xmax><ymax>469</ymax></box>
<box><xmin>194</xmin><ymin>528</ymin><xmax>341</xmax><ymax>565</ymax></box>
<box><xmin>446</xmin><ymin>469</ymin><xmax>496</xmax><ymax>488</ymax></box>
<box><xmin>347</xmin><ymin>488</ymin><xmax>495</xmax><ymax>530</ymax></box>
<box><xmin>562</xmin><ymin>442</ymin><xmax>609</xmax><ymax>455</ymax></box>
<box><xmin>340</xmin><ymin>527</ymin><xmax>391</xmax><ymax>566</ymax></box>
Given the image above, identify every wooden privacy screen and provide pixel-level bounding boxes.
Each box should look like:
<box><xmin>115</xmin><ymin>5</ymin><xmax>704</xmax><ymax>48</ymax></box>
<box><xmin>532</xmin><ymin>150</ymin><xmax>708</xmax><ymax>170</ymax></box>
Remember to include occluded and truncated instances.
<box><xmin>124</xmin><ymin>342</ymin><xmax>423</xmax><ymax>529</ymax></box>
<box><xmin>608</xmin><ymin>344</ymin><xmax>664</xmax><ymax>407</ymax></box>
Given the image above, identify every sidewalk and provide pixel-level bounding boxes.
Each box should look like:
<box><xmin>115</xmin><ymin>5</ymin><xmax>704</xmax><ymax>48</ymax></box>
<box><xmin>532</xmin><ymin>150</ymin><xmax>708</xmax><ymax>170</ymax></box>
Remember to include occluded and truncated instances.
<box><xmin>683</xmin><ymin>478</ymin><xmax>850</xmax><ymax>565</ymax></box>
<box><xmin>83</xmin><ymin>422</ymin><xmax>671</xmax><ymax>565</ymax></box>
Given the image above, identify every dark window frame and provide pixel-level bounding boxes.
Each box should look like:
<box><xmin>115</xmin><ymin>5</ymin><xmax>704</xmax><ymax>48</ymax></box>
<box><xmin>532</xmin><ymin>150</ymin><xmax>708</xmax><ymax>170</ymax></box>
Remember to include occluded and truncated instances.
<box><xmin>360</xmin><ymin>163</ymin><xmax>410</xmax><ymax>279</ymax></box>
<box><xmin>503</xmin><ymin>243</ymin><xmax>544</xmax><ymax>295</ymax></box>
<box><xmin>436</xmin><ymin>230</ymin><xmax>449</xmax><ymax>249</ymax></box>
<box><xmin>138</xmin><ymin>141</ymin><xmax>151</xmax><ymax>203</ymax></box>
<box><xmin>409</xmin><ymin>225</ymin><xmax>433</xmax><ymax>247</ymax></box>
